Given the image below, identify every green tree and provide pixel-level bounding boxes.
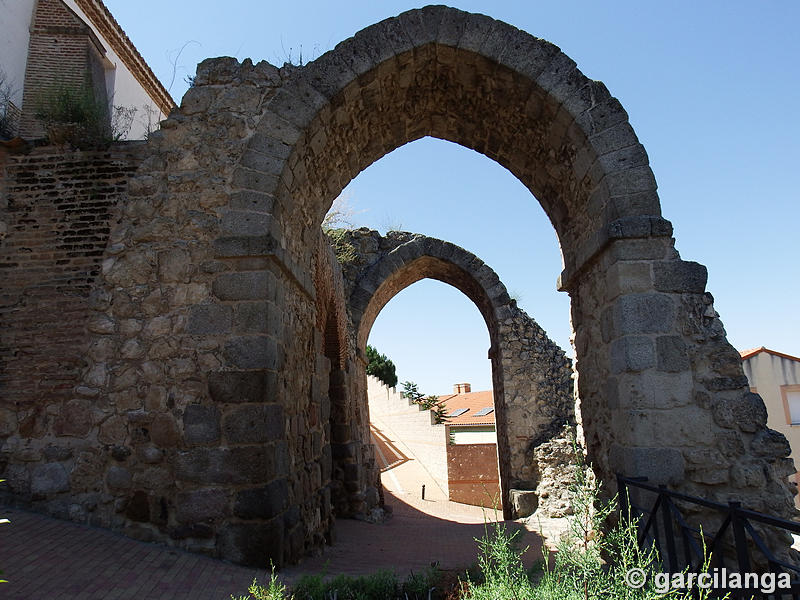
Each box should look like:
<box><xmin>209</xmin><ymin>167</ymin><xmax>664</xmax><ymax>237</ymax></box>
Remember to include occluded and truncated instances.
<box><xmin>366</xmin><ymin>345</ymin><xmax>398</xmax><ymax>388</ymax></box>
<box><xmin>401</xmin><ymin>381</ymin><xmax>447</xmax><ymax>424</ymax></box>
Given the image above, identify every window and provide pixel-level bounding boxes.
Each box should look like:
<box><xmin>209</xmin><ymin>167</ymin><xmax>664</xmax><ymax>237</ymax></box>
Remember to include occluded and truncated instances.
<box><xmin>447</xmin><ymin>408</ymin><xmax>469</xmax><ymax>418</ymax></box>
<box><xmin>474</xmin><ymin>407</ymin><xmax>494</xmax><ymax>417</ymax></box>
<box><xmin>781</xmin><ymin>385</ymin><xmax>800</xmax><ymax>425</ymax></box>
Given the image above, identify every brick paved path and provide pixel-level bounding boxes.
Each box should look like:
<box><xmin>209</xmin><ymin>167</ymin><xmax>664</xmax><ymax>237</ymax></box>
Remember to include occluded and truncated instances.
<box><xmin>0</xmin><ymin>506</ymin><xmax>265</xmax><ymax>599</ymax></box>
<box><xmin>0</xmin><ymin>497</ymin><xmax>546</xmax><ymax>599</ymax></box>
<box><xmin>0</xmin><ymin>447</ymin><xmax>553</xmax><ymax>598</ymax></box>
<box><xmin>1</xmin><ymin>491</ymin><xmax>548</xmax><ymax>599</ymax></box>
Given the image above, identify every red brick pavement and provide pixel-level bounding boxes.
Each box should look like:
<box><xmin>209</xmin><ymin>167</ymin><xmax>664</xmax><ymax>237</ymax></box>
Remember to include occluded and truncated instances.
<box><xmin>281</xmin><ymin>492</ymin><xmax>544</xmax><ymax>584</ymax></box>
<box><xmin>0</xmin><ymin>490</ymin><xmax>546</xmax><ymax>599</ymax></box>
<box><xmin>0</xmin><ymin>507</ymin><xmax>265</xmax><ymax>599</ymax></box>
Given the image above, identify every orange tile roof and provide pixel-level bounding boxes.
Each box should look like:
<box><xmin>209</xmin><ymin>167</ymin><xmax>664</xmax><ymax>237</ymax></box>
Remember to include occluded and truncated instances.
<box><xmin>739</xmin><ymin>346</ymin><xmax>800</xmax><ymax>362</ymax></box>
<box><xmin>438</xmin><ymin>390</ymin><xmax>496</xmax><ymax>426</ymax></box>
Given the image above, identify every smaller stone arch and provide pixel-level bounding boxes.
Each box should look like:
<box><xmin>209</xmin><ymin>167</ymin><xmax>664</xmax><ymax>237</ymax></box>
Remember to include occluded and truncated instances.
<box><xmin>335</xmin><ymin>229</ymin><xmax>576</xmax><ymax>518</ymax></box>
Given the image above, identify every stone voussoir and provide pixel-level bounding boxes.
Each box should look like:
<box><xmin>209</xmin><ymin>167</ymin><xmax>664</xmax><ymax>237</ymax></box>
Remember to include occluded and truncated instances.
<box><xmin>2</xmin><ymin>6</ymin><xmax>793</xmax><ymax>572</ymax></box>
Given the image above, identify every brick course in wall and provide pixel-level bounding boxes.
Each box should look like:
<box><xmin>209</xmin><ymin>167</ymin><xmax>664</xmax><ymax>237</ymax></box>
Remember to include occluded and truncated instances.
<box><xmin>0</xmin><ymin>143</ymin><xmax>145</xmax><ymax>426</ymax></box>
<box><xmin>18</xmin><ymin>0</ymin><xmax>109</xmax><ymax>139</ymax></box>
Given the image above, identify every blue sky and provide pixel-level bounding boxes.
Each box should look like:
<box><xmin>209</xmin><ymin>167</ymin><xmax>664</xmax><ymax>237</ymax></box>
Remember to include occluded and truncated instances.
<box><xmin>105</xmin><ymin>1</ymin><xmax>799</xmax><ymax>395</ymax></box>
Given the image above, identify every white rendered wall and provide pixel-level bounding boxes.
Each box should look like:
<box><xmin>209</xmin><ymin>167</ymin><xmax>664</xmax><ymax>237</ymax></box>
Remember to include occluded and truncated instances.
<box><xmin>0</xmin><ymin>0</ymin><xmax>35</xmax><ymax>109</ymax></box>
<box><xmin>64</xmin><ymin>0</ymin><xmax>167</xmax><ymax>139</ymax></box>
<box><xmin>367</xmin><ymin>375</ymin><xmax>449</xmax><ymax>495</ymax></box>
<box><xmin>450</xmin><ymin>426</ymin><xmax>497</xmax><ymax>445</ymax></box>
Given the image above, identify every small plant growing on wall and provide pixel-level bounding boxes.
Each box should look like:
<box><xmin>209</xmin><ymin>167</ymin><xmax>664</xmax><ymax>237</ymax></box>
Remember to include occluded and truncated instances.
<box><xmin>325</xmin><ymin>227</ymin><xmax>358</xmax><ymax>265</ymax></box>
<box><xmin>323</xmin><ymin>195</ymin><xmax>361</xmax><ymax>265</ymax></box>
<box><xmin>34</xmin><ymin>82</ymin><xmax>133</xmax><ymax>149</ymax></box>
<box><xmin>402</xmin><ymin>381</ymin><xmax>448</xmax><ymax>424</ymax></box>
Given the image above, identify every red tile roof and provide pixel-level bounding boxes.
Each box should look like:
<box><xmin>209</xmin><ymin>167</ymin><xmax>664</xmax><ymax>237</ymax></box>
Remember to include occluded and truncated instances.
<box><xmin>739</xmin><ymin>346</ymin><xmax>800</xmax><ymax>362</ymax></box>
<box><xmin>437</xmin><ymin>390</ymin><xmax>496</xmax><ymax>426</ymax></box>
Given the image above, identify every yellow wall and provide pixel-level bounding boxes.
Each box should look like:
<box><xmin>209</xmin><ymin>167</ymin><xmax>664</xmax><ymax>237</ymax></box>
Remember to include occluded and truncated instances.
<box><xmin>742</xmin><ymin>351</ymin><xmax>800</xmax><ymax>505</ymax></box>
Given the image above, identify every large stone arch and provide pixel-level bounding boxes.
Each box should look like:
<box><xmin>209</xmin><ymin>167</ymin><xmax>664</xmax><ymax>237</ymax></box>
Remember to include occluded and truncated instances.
<box><xmin>2</xmin><ymin>5</ymin><xmax>794</xmax><ymax>569</ymax></box>
<box><xmin>242</xmin><ymin>6</ymin><xmax>663</xmax><ymax>274</ymax></box>
<box><xmin>335</xmin><ymin>228</ymin><xmax>575</xmax><ymax>519</ymax></box>
<box><xmin>220</xmin><ymin>4</ymin><xmax>793</xmax><ymax>548</ymax></box>
<box><xmin>227</xmin><ymin>6</ymin><xmax>674</xmax><ymax>498</ymax></box>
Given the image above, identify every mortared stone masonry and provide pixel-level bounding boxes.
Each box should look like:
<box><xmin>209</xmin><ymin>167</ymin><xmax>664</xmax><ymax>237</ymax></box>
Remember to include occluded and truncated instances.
<box><xmin>0</xmin><ymin>6</ymin><xmax>795</xmax><ymax>567</ymax></box>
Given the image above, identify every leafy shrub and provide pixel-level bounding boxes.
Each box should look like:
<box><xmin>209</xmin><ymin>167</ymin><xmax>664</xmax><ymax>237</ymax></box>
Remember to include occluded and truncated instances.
<box><xmin>0</xmin><ymin>70</ymin><xmax>16</xmax><ymax>139</ymax></box>
<box><xmin>35</xmin><ymin>84</ymin><xmax>99</xmax><ymax>124</ymax></box>
<box><xmin>34</xmin><ymin>82</ymin><xmax>133</xmax><ymax>149</ymax></box>
<box><xmin>401</xmin><ymin>568</ymin><xmax>439</xmax><ymax>599</ymax></box>
<box><xmin>322</xmin><ymin>196</ymin><xmax>360</xmax><ymax>265</ymax></box>
<box><xmin>316</xmin><ymin>570</ymin><xmax>397</xmax><ymax>600</ymax></box>
<box><xmin>461</xmin><ymin>522</ymin><xmax>531</xmax><ymax>600</ymax></box>
<box><xmin>232</xmin><ymin>565</ymin><xmax>290</xmax><ymax>600</ymax></box>
<box><xmin>461</xmin><ymin>451</ymin><xmax>725</xmax><ymax>600</ymax></box>
<box><xmin>365</xmin><ymin>345</ymin><xmax>398</xmax><ymax>388</ymax></box>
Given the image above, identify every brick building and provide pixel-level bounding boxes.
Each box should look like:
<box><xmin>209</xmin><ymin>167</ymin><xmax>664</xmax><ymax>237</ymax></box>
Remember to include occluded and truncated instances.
<box><xmin>0</xmin><ymin>0</ymin><xmax>173</xmax><ymax>140</ymax></box>
<box><xmin>438</xmin><ymin>384</ymin><xmax>502</xmax><ymax>508</ymax></box>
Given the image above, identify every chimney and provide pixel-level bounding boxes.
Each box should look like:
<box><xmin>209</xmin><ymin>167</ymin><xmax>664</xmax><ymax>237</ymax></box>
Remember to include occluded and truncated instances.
<box><xmin>453</xmin><ymin>383</ymin><xmax>471</xmax><ymax>394</ymax></box>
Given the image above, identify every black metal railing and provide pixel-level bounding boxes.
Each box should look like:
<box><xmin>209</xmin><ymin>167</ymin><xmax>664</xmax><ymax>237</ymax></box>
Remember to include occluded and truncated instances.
<box><xmin>617</xmin><ymin>475</ymin><xmax>800</xmax><ymax>599</ymax></box>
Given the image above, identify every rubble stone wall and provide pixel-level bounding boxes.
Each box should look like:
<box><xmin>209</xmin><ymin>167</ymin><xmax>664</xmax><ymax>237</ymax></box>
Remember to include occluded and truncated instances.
<box><xmin>232</xmin><ymin>5</ymin><xmax>795</xmax><ymax>554</ymax></box>
<box><xmin>0</xmin><ymin>6</ymin><xmax>795</xmax><ymax>567</ymax></box>
<box><xmin>0</xmin><ymin>144</ymin><xmax>145</xmax><ymax>500</ymax></box>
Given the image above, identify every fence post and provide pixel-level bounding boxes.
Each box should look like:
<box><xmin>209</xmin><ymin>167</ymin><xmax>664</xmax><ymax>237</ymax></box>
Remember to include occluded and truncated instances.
<box><xmin>729</xmin><ymin>501</ymin><xmax>752</xmax><ymax>574</ymax></box>
<box><xmin>617</xmin><ymin>474</ymin><xmax>631</xmax><ymax>524</ymax></box>
<box><xmin>659</xmin><ymin>485</ymin><xmax>678</xmax><ymax>573</ymax></box>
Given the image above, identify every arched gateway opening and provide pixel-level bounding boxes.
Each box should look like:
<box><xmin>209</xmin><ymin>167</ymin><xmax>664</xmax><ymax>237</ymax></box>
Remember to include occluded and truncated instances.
<box><xmin>337</xmin><ymin>229</ymin><xmax>574</xmax><ymax>520</ymax></box>
<box><xmin>55</xmin><ymin>6</ymin><xmax>793</xmax><ymax>568</ymax></box>
<box><xmin>217</xmin><ymin>5</ymin><xmax>792</xmax><ymax>560</ymax></box>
